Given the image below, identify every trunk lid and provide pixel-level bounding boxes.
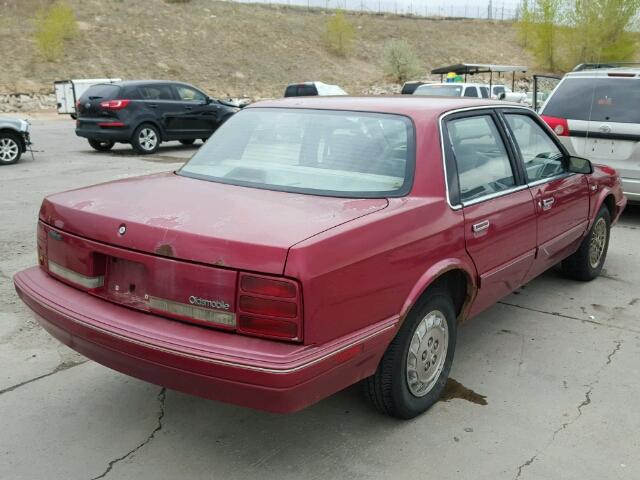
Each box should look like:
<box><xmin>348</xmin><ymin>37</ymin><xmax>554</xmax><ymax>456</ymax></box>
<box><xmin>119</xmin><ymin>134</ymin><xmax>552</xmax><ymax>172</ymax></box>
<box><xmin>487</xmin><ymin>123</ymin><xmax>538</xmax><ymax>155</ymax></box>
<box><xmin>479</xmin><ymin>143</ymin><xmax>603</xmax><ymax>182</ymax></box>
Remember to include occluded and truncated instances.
<box><xmin>40</xmin><ymin>172</ymin><xmax>388</xmax><ymax>274</ymax></box>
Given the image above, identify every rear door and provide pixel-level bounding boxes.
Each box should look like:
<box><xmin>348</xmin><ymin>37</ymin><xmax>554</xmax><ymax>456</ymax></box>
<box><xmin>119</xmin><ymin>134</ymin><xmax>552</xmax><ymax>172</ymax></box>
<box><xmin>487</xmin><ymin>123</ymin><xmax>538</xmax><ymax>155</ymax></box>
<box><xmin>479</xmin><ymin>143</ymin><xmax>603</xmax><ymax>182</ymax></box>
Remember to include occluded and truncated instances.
<box><xmin>137</xmin><ymin>84</ymin><xmax>181</xmax><ymax>136</ymax></box>
<box><xmin>501</xmin><ymin>109</ymin><xmax>590</xmax><ymax>279</ymax></box>
<box><xmin>443</xmin><ymin>110</ymin><xmax>537</xmax><ymax>316</ymax></box>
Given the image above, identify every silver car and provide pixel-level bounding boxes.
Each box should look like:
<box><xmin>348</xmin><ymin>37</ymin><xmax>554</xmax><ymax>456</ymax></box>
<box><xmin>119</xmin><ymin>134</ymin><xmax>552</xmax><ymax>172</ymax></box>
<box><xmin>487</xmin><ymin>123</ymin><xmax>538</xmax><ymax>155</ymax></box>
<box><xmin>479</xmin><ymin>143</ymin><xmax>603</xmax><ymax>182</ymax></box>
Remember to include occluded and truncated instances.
<box><xmin>539</xmin><ymin>67</ymin><xmax>640</xmax><ymax>203</ymax></box>
<box><xmin>0</xmin><ymin>117</ymin><xmax>31</xmax><ymax>165</ymax></box>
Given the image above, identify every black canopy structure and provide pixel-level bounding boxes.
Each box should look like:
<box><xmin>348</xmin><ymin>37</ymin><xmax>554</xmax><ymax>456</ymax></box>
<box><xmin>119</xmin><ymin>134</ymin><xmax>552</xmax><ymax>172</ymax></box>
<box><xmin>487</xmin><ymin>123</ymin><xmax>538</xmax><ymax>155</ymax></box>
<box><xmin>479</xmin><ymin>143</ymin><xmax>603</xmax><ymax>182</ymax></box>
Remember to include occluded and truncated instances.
<box><xmin>431</xmin><ymin>64</ymin><xmax>528</xmax><ymax>90</ymax></box>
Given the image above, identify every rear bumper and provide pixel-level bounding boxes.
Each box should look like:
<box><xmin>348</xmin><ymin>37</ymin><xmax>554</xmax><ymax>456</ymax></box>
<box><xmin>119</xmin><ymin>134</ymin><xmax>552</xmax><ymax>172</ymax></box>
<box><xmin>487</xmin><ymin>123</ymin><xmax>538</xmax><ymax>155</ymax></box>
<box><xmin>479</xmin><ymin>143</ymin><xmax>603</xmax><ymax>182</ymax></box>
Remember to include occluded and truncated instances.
<box><xmin>75</xmin><ymin>125</ymin><xmax>134</xmax><ymax>142</ymax></box>
<box><xmin>14</xmin><ymin>267</ymin><xmax>396</xmax><ymax>413</ymax></box>
<box><xmin>621</xmin><ymin>177</ymin><xmax>640</xmax><ymax>203</ymax></box>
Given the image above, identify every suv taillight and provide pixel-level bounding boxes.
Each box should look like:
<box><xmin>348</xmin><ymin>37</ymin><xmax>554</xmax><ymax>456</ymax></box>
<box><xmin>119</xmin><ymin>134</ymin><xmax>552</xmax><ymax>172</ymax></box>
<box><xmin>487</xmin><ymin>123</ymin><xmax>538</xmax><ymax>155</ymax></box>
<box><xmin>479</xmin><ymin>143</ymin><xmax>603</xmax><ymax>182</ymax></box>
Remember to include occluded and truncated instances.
<box><xmin>541</xmin><ymin>115</ymin><xmax>570</xmax><ymax>137</ymax></box>
<box><xmin>100</xmin><ymin>99</ymin><xmax>130</xmax><ymax>110</ymax></box>
<box><xmin>237</xmin><ymin>273</ymin><xmax>302</xmax><ymax>342</ymax></box>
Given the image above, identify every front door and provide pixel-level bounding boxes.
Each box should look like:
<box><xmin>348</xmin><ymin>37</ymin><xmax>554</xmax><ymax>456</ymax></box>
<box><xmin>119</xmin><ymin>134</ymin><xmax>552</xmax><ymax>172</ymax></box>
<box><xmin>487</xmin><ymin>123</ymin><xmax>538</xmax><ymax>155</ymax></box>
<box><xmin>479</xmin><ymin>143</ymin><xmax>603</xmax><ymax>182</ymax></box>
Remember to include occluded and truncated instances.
<box><xmin>444</xmin><ymin>112</ymin><xmax>537</xmax><ymax>317</ymax></box>
<box><xmin>501</xmin><ymin>111</ymin><xmax>590</xmax><ymax>279</ymax></box>
<box><xmin>166</xmin><ymin>85</ymin><xmax>220</xmax><ymax>138</ymax></box>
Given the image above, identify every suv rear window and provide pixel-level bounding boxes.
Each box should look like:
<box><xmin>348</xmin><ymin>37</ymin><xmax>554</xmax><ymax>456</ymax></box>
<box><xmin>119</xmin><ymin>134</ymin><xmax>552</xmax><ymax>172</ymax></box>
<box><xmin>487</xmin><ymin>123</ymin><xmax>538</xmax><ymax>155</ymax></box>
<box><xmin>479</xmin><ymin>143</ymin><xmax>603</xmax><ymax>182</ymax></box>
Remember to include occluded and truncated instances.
<box><xmin>543</xmin><ymin>77</ymin><xmax>640</xmax><ymax>123</ymax></box>
<box><xmin>284</xmin><ymin>85</ymin><xmax>318</xmax><ymax>97</ymax></box>
<box><xmin>179</xmin><ymin>108</ymin><xmax>415</xmax><ymax>198</ymax></box>
<box><xmin>80</xmin><ymin>84</ymin><xmax>120</xmax><ymax>101</ymax></box>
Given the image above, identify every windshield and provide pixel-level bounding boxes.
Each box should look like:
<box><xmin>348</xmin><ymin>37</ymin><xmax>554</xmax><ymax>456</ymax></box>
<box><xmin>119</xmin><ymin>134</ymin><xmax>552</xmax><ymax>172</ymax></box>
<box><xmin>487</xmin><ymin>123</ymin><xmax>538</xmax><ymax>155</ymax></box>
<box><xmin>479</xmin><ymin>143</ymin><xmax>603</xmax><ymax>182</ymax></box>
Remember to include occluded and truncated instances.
<box><xmin>414</xmin><ymin>84</ymin><xmax>463</xmax><ymax>97</ymax></box>
<box><xmin>179</xmin><ymin>108</ymin><xmax>415</xmax><ymax>198</ymax></box>
<box><xmin>543</xmin><ymin>77</ymin><xmax>640</xmax><ymax>124</ymax></box>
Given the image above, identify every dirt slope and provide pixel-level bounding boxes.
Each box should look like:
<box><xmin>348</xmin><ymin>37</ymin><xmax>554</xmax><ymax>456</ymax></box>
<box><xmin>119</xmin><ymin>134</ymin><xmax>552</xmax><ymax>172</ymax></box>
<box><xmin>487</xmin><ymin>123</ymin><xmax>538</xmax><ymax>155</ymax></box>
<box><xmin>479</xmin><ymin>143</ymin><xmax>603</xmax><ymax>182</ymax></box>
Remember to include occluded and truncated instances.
<box><xmin>0</xmin><ymin>0</ymin><xmax>532</xmax><ymax>98</ymax></box>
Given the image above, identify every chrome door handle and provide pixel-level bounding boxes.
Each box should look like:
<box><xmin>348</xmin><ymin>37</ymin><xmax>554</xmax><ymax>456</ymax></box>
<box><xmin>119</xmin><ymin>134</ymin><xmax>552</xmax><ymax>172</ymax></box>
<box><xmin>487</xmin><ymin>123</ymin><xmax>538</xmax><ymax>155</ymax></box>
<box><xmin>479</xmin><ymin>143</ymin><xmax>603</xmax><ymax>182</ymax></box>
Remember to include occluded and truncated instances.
<box><xmin>472</xmin><ymin>220</ymin><xmax>490</xmax><ymax>233</ymax></box>
<box><xmin>541</xmin><ymin>197</ymin><xmax>555</xmax><ymax>210</ymax></box>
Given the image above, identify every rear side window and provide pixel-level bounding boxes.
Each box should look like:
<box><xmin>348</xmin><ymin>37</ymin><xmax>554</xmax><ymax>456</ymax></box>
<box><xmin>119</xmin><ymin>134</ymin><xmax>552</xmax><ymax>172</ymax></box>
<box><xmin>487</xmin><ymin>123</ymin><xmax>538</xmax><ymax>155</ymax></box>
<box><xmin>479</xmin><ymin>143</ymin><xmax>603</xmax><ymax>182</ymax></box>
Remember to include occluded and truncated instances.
<box><xmin>505</xmin><ymin>114</ymin><xmax>565</xmax><ymax>182</ymax></box>
<box><xmin>447</xmin><ymin>115</ymin><xmax>515</xmax><ymax>202</ymax></box>
<box><xmin>543</xmin><ymin>77</ymin><xmax>640</xmax><ymax>123</ymax></box>
<box><xmin>139</xmin><ymin>85</ymin><xmax>174</xmax><ymax>100</ymax></box>
<box><xmin>80</xmin><ymin>84</ymin><xmax>120</xmax><ymax>101</ymax></box>
<box><xmin>284</xmin><ymin>85</ymin><xmax>318</xmax><ymax>97</ymax></box>
<box><xmin>463</xmin><ymin>87</ymin><xmax>479</xmax><ymax>98</ymax></box>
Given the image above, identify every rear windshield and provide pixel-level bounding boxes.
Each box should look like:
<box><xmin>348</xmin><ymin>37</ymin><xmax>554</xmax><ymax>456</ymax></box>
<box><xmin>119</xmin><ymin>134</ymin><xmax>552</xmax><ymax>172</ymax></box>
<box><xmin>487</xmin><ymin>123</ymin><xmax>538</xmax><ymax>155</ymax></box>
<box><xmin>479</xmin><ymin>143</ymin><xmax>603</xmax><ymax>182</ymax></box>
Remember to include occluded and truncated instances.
<box><xmin>543</xmin><ymin>77</ymin><xmax>640</xmax><ymax>123</ymax></box>
<box><xmin>414</xmin><ymin>84</ymin><xmax>463</xmax><ymax>97</ymax></box>
<box><xmin>79</xmin><ymin>84</ymin><xmax>120</xmax><ymax>101</ymax></box>
<box><xmin>284</xmin><ymin>85</ymin><xmax>318</xmax><ymax>97</ymax></box>
<box><xmin>179</xmin><ymin>108</ymin><xmax>415</xmax><ymax>198</ymax></box>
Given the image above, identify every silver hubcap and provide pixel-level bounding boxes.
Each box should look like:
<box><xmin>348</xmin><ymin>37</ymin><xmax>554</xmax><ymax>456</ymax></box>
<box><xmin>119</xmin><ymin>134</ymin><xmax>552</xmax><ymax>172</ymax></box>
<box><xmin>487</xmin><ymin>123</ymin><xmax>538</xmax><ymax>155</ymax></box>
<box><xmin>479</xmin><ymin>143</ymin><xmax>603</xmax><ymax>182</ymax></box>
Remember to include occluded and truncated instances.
<box><xmin>406</xmin><ymin>309</ymin><xmax>449</xmax><ymax>397</ymax></box>
<box><xmin>138</xmin><ymin>128</ymin><xmax>157</xmax><ymax>151</ymax></box>
<box><xmin>0</xmin><ymin>138</ymin><xmax>19</xmax><ymax>162</ymax></box>
<box><xmin>589</xmin><ymin>217</ymin><xmax>607</xmax><ymax>268</ymax></box>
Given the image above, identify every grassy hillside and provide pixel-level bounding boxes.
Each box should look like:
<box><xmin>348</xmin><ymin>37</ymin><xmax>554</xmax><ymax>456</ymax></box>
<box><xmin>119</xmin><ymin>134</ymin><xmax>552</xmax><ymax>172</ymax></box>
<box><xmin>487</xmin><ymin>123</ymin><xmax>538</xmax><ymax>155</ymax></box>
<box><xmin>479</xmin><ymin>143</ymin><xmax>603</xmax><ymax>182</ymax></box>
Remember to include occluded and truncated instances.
<box><xmin>0</xmin><ymin>0</ymin><xmax>533</xmax><ymax>98</ymax></box>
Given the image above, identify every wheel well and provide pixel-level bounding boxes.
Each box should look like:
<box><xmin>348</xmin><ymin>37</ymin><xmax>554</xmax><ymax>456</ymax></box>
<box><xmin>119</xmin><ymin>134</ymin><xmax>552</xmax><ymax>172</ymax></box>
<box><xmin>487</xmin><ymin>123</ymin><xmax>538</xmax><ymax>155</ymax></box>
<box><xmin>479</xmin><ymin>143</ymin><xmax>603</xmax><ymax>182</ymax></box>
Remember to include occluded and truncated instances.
<box><xmin>424</xmin><ymin>269</ymin><xmax>470</xmax><ymax>319</ymax></box>
<box><xmin>602</xmin><ymin>194</ymin><xmax>616</xmax><ymax>218</ymax></box>
<box><xmin>135</xmin><ymin>121</ymin><xmax>164</xmax><ymax>141</ymax></box>
<box><xmin>0</xmin><ymin>128</ymin><xmax>24</xmax><ymax>151</ymax></box>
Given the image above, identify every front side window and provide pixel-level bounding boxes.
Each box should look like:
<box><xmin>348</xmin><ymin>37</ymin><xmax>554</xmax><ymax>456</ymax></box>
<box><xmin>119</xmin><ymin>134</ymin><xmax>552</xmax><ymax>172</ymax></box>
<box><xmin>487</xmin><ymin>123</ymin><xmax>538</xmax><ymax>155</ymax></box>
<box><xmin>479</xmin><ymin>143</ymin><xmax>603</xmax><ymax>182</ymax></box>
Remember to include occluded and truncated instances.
<box><xmin>505</xmin><ymin>114</ymin><xmax>566</xmax><ymax>182</ymax></box>
<box><xmin>176</xmin><ymin>86</ymin><xmax>206</xmax><ymax>102</ymax></box>
<box><xmin>179</xmin><ymin>108</ymin><xmax>414</xmax><ymax>197</ymax></box>
<box><xmin>447</xmin><ymin>115</ymin><xmax>515</xmax><ymax>202</ymax></box>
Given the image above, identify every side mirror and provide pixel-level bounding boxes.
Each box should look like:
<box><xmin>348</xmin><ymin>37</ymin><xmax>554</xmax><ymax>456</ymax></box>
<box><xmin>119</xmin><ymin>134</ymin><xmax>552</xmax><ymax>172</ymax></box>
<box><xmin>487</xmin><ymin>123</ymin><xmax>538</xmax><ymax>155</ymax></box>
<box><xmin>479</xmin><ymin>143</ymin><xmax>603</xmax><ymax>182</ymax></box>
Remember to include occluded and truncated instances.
<box><xmin>498</xmin><ymin>92</ymin><xmax>506</xmax><ymax>100</ymax></box>
<box><xmin>568</xmin><ymin>156</ymin><xmax>593</xmax><ymax>174</ymax></box>
<box><xmin>205</xmin><ymin>96</ymin><xmax>214</xmax><ymax>105</ymax></box>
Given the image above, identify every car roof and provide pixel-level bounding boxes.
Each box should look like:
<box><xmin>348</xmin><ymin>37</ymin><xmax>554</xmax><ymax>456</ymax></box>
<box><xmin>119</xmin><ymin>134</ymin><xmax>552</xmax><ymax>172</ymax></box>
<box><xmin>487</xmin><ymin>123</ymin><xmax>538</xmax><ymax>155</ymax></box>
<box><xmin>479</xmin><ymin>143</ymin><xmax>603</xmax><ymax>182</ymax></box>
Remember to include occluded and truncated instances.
<box><xmin>566</xmin><ymin>68</ymin><xmax>640</xmax><ymax>78</ymax></box>
<box><xmin>418</xmin><ymin>82</ymin><xmax>488</xmax><ymax>87</ymax></box>
<box><xmin>248</xmin><ymin>96</ymin><xmax>513</xmax><ymax>119</ymax></box>
<box><xmin>96</xmin><ymin>80</ymin><xmax>194</xmax><ymax>88</ymax></box>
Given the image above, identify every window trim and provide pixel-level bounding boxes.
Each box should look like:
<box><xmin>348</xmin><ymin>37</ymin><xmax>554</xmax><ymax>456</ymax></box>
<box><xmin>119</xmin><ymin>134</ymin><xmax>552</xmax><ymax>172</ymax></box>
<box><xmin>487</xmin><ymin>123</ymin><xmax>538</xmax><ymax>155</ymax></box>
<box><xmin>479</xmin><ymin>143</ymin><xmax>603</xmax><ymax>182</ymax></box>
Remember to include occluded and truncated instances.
<box><xmin>440</xmin><ymin>107</ymin><xmax>527</xmax><ymax>208</ymax></box>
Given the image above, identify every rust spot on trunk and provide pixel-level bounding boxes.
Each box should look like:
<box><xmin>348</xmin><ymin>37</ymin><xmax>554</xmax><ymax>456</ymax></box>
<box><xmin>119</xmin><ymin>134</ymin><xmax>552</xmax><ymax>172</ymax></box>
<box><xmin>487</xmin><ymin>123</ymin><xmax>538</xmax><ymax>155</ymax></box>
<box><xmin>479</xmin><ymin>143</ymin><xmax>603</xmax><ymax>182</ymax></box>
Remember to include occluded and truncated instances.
<box><xmin>440</xmin><ymin>378</ymin><xmax>487</xmax><ymax>406</ymax></box>
<box><xmin>155</xmin><ymin>244</ymin><xmax>175</xmax><ymax>258</ymax></box>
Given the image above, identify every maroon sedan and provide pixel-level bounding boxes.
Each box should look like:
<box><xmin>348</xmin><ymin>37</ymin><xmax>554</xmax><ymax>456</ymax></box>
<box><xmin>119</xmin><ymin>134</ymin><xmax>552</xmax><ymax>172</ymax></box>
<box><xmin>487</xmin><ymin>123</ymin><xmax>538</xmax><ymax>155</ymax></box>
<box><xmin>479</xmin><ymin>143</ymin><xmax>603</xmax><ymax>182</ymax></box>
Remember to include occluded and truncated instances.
<box><xmin>14</xmin><ymin>97</ymin><xmax>626</xmax><ymax>419</ymax></box>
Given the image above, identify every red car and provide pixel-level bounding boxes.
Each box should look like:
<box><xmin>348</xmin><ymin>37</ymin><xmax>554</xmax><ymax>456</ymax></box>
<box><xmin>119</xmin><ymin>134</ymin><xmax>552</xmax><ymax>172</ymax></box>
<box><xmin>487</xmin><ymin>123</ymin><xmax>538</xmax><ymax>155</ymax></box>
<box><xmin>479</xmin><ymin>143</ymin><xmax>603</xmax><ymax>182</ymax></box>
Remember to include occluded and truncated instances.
<box><xmin>14</xmin><ymin>97</ymin><xmax>626</xmax><ymax>419</ymax></box>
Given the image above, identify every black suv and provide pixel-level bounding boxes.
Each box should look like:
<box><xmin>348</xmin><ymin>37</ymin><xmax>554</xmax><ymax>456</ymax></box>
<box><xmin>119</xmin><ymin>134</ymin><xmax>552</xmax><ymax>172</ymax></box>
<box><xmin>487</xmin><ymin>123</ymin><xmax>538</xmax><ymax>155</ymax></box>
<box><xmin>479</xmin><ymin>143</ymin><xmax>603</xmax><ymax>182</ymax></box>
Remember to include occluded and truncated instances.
<box><xmin>75</xmin><ymin>80</ymin><xmax>239</xmax><ymax>154</ymax></box>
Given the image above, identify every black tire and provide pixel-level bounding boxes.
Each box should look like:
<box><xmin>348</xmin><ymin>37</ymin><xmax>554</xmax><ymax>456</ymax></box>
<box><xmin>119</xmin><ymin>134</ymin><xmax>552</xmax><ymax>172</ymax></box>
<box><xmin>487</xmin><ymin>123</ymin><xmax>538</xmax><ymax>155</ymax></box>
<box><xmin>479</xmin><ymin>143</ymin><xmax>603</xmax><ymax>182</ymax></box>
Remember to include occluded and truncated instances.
<box><xmin>363</xmin><ymin>288</ymin><xmax>457</xmax><ymax>419</ymax></box>
<box><xmin>131</xmin><ymin>123</ymin><xmax>160</xmax><ymax>154</ymax></box>
<box><xmin>179</xmin><ymin>139</ymin><xmax>196</xmax><ymax>145</ymax></box>
<box><xmin>561</xmin><ymin>205</ymin><xmax>611</xmax><ymax>281</ymax></box>
<box><xmin>0</xmin><ymin>132</ymin><xmax>22</xmax><ymax>165</ymax></box>
<box><xmin>88</xmin><ymin>139</ymin><xmax>115</xmax><ymax>152</ymax></box>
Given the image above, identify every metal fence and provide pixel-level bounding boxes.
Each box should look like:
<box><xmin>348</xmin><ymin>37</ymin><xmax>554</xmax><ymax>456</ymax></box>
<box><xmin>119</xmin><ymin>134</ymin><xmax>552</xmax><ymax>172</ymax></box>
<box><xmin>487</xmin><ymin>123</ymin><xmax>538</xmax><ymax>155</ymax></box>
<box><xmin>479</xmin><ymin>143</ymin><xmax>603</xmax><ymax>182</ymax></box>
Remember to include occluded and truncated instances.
<box><xmin>226</xmin><ymin>0</ymin><xmax>520</xmax><ymax>20</ymax></box>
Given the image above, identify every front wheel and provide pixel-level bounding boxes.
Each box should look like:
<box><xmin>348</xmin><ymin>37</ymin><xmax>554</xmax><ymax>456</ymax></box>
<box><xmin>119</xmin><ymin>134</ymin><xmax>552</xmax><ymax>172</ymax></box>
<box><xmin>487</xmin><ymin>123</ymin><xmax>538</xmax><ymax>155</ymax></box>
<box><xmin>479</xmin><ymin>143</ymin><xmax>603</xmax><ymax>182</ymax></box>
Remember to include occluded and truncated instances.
<box><xmin>88</xmin><ymin>139</ymin><xmax>115</xmax><ymax>152</ymax></box>
<box><xmin>131</xmin><ymin>124</ymin><xmax>160</xmax><ymax>154</ymax></box>
<box><xmin>561</xmin><ymin>205</ymin><xmax>611</xmax><ymax>281</ymax></box>
<box><xmin>363</xmin><ymin>288</ymin><xmax>457</xmax><ymax>419</ymax></box>
<box><xmin>0</xmin><ymin>133</ymin><xmax>22</xmax><ymax>165</ymax></box>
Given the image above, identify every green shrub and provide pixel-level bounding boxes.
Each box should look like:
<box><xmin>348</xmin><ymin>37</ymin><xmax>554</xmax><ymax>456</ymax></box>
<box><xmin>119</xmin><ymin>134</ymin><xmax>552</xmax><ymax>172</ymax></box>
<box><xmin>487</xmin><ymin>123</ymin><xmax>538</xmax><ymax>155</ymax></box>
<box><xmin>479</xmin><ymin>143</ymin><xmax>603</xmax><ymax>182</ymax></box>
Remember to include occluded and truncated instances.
<box><xmin>325</xmin><ymin>11</ymin><xmax>355</xmax><ymax>56</ymax></box>
<box><xmin>382</xmin><ymin>39</ymin><xmax>422</xmax><ymax>84</ymax></box>
<box><xmin>34</xmin><ymin>1</ymin><xmax>78</xmax><ymax>61</ymax></box>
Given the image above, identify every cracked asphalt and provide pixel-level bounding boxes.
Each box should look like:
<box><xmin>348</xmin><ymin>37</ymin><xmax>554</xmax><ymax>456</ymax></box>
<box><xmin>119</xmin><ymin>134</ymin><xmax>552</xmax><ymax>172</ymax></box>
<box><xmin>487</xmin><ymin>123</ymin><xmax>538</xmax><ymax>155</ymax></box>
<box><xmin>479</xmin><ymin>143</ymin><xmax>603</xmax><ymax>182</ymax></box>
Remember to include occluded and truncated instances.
<box><xmin>1</xmin><ymin>116</ymin><xmax>639</xmax><ymax>480</ymax></box>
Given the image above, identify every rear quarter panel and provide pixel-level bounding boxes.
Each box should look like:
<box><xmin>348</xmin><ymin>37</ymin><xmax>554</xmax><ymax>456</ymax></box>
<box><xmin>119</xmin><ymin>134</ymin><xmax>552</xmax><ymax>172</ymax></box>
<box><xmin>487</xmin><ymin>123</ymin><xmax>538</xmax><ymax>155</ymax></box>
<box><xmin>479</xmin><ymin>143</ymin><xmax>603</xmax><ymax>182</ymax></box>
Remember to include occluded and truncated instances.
<box><xmin>284</xmin><ymin>118</ymin><xmax>474</xmax><ymax>346</ymax></box>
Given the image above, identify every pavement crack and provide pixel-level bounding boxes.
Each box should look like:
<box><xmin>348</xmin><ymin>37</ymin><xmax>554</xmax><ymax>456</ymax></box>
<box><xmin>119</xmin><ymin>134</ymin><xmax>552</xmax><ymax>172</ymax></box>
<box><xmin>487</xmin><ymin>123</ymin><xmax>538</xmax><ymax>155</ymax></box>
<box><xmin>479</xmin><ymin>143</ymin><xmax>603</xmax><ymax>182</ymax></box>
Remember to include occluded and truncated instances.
<box><xmin>498</xmin><ymin>301</ymin><xmax>640</xmax><ymax>335</ymax></box>
<box><xmin>0</xmin><ymin>359</ymin><xmax>88</xmax><ymax>396</ymax></box>
<box><xmin>90</xmin><ymin>387</ymin><xmax>166</xmax><ymax>480</ymax></box>
<box><xmin>512</xmin><ymin>340</ymin><xmax>622</xmax><ymax>479</ymax></box>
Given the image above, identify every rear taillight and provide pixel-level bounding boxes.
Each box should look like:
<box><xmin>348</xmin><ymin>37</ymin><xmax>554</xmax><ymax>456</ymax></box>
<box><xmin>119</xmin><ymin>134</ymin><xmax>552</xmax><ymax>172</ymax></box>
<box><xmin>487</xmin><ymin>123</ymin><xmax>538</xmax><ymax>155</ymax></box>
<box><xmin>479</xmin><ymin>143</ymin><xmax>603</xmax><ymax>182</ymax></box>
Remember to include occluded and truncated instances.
<box><xmin>100</xmin><ymin>99</ymin><xmax>130</xmax><ymax>110</ymax></box>
<box><xmin>541</xmin><ymin>115</ymin><xmax>570</xmax><ymax>137</ymax></box>
<box><xmin>236</xmin><ymin>273</ymin><xmax>302</xmax><ymax>342</ymax></box>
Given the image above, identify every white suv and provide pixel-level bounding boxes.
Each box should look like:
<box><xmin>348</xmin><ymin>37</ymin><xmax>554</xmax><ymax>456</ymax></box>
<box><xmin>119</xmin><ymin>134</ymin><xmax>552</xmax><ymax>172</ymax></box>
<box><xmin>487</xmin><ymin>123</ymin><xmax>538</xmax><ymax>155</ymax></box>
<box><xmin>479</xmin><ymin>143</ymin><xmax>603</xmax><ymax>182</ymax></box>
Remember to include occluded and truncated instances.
<box><xmin>539</xmin><ymin>67</ymin><xmax>640</xmax><ymax>203</ymax></box>
<box><xmin>413</xmin><ymin>82</ymin><xmax>490</xmax><ymax>99</ymax></box>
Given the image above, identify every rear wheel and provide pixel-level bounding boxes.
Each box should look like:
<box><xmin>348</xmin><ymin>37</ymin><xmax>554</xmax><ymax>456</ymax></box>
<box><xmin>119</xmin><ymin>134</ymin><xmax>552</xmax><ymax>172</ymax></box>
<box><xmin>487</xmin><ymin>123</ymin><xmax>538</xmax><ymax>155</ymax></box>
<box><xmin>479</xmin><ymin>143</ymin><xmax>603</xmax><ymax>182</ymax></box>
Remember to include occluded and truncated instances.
<box><xmin>88</xmin><ymin>139</ymin><xmax>115</xmax><ymax>152</ymax></box>
<box><xmin>0</xmin><ymin>133</ymin><xmax>22</xmax><ymax>165</ymax></box>
<box><xmin>179</xmin><ymin>139</ymin><xmax>196</xmax><ymax>145</ymax></box>
<box><xmin>132</xmin><ymin>124</ymin><xmax>160</xmax><ymax>154</ymax></box>
<box><xmin>363</xmin><ymin>288</ymin><xmax>457</xmax><ymax>419</ymax></box>
<box><xmin>561</xmin><ymin>205</ymin><xmax>611</xmax><ymax>281</ymax></box>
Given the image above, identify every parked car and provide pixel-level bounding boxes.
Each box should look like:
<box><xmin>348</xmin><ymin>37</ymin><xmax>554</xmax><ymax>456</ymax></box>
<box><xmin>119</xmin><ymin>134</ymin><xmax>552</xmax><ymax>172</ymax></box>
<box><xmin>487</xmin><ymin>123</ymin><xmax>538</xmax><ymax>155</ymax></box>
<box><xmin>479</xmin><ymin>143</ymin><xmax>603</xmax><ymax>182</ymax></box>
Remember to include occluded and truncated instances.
<box><xmin>75</xmin><ymin>80</ymin><xmax>240</xmax><ymax>154</ymax></box>
<box><xmin>54</xmin><ymin>78</ymin><xmax>121</xmax><ymax>119</ymax></box>
<box><xmin>284</xmin><ymin>81</ymin><xmax>347</xmax><ymax>97</ymax></box>
<box><xmin>0</xmin><ymin>117</ymin><xmax>31</xmax><ymax>165</ymax></box>
<box><xmin>538</xmin><ymin>67</ymin><xmax>640</xmax><ymax>203</ymax></box>
<box><xmin>413</xmin><ymin>82</ymin><xmax>490</xmax><ymax>98</ymax></box>
<box><xmin>491</xmin><ymin>84</ymin><xmax>528</xmax><ymax>103</ymax></box>
<box><xmin>15</xmin><ymin>97</ymin><xmax>626</xmax><ymax>419</ymax></box>
<box><xmin>400</xmin><ymin>81</ymin><xmax>428</xmax><ymax>94</ymax></box>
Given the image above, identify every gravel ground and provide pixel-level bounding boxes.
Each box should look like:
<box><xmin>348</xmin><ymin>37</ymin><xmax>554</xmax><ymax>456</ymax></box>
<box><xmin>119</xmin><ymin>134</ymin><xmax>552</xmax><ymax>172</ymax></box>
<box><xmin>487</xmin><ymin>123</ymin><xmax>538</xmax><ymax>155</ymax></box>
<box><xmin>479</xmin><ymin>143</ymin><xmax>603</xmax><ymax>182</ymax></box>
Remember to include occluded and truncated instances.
<box><xmin>0</xmin><ymin>116</ymin><xmax>639</xmax><ymax>480</ymax></box>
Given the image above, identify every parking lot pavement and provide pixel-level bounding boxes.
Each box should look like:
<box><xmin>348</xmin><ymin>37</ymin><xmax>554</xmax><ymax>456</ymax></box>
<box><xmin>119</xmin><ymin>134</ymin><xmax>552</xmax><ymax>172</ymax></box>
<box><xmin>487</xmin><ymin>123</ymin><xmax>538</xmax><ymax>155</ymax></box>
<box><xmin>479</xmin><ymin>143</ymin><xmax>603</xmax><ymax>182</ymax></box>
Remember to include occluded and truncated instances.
<box><xmin>1</xmin><ymin>116</ymin><xmax>639</xmax><ymax>480</ymax></box>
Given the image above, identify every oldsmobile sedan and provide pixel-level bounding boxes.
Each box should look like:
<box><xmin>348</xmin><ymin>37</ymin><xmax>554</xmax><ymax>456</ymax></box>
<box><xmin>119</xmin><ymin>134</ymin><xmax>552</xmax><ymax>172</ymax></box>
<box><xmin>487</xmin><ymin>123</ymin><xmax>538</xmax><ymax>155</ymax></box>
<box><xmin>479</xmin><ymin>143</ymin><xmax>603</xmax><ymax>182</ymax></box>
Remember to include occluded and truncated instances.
<box><xmin>14</xmin><ymin>97</ymin><xmax>626</xmax><ymax>419</ymax></box>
